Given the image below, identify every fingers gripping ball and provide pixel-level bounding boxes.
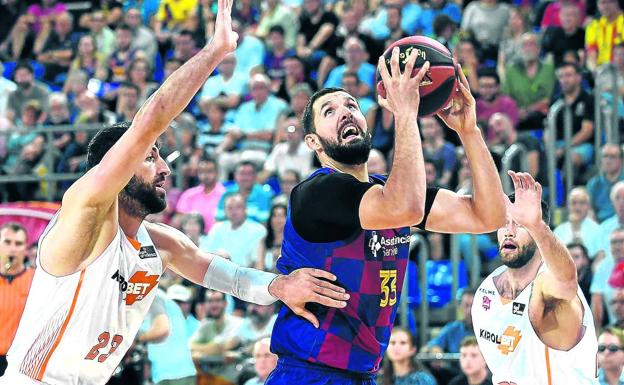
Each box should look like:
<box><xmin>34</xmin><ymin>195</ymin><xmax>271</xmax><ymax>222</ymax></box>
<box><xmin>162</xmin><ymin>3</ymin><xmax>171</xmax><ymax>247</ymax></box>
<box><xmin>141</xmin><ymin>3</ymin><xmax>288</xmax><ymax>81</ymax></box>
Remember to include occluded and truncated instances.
<box><xmin>377</xmin><ymin>36</ymin><xmax>458</xmax><ymax>116</ymax></box>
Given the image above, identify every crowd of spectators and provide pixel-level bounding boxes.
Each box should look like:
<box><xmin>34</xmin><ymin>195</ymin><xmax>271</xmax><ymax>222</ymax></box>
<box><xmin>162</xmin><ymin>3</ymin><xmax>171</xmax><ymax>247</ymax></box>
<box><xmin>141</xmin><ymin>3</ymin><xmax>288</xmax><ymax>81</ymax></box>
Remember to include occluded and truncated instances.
<box><xmin>3</xmin><ymin>0</ymin><xmax>624</xmax><ymax>383</ymax></box>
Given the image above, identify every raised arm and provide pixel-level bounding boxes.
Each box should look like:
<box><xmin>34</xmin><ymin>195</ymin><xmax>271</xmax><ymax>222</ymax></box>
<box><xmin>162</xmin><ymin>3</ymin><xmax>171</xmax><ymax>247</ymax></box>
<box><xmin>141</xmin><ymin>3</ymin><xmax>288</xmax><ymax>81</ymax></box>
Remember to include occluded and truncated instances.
<box><xmin>359</xmin><ymin>49</ymin><xmax>428</xmax><ymax>229</ymax></box>
<box><xmin>146</xmin><ymin>222</ymin><xmax>349</xmax><ymax>329</ymax></box>
<box><xmin>424</xmin><ymin>65</ymin><xmax>506</xmax><ymax>233</ymax></box>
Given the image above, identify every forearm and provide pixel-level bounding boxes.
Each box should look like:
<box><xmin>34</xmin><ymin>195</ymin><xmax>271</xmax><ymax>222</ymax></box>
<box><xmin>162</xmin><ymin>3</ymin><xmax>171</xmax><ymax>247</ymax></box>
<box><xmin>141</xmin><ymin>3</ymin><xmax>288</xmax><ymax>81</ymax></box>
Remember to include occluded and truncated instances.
<box><xmin>570</xmin><ymin>123</ymin><xmax>593</xmax><ymax>146</ymax></box>
<box><xmin>460</xmin><ymin>128</ymin><xmax>506</xmax><ymax>229</ymax></box>
<box><xmin>245</xmin><ymin>130</ymin><xmax>273</xmax><ymax>141</ymax></box>
<box><xmin>529</xmin><ymin>221</ymin><xmax>578</xmax><ymax>296</ymax></box>
<box><xmin>384</xmin><ymin>114</ymin><xmax>426</xmax><ymax>218</ymax></box>
<box><xmin>308</xmin><ymin>24</ymin><xmax>334</xmax><ymax>50</ymax></box>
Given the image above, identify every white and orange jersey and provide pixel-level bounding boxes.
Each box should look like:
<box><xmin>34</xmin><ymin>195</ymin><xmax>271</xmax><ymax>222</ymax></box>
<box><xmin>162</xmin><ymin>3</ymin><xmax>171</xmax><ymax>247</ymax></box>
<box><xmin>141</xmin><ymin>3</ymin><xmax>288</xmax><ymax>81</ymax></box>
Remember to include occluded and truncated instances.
<box><xmin>0</xmin><ymin>215</ymin><xmax>163</xmax><ymax>385</ymax></box>
<box><xmin>472</xmin><ymin>265</ymin><xmax>599</xmax><ymax>385</ymax></box>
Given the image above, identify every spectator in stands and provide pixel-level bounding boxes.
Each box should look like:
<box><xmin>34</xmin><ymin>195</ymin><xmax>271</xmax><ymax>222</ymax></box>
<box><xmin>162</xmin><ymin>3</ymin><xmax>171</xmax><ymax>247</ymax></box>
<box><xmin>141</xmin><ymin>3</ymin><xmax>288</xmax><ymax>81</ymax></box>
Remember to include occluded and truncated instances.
<box><xmin>203</xmin><ymin>193</ymin><xmax>267</xmax><ymax>267</ymax></box>
<box><xmin>115</xmin><ymin>82</ymin><xmax>140</xmax><ymax>122</ymax></box>
<box><xmin>275</xmin><ymin>84</ymin><xmax>312</xmax><ymax>139</ymax></box>
<box><xmin>366</xmin><ymin>0</ymin><xmax>420</xmax><ymax>40</ymax></box>
<box><xmin>415</xmin><ymin>0</ymin><xmax>461</xmax><ymax>37</ymax></box>
<box><xmin>324</xmin><ymin>37</ymin><xmax>375</xmax><ymax>96</ymax></box>
<box><xmin>180</xmin><ymin>212</ymin><xmax>205</xmax><ymax>246</ymax></box>
<box><xmin>199</xmin><ymin>102</ymin><xmax>233</xmax><ymax>156</ymax></box>
<box><xmin>586</xmin><ymin>0</ymin><xmax>624</xmax><ymax>70</ymax></box>
<box><xmin>34</xmin><ymin>12</ymin><xmax>75</xmax><ymax>85</ymax></box>
<box><xmin>108</xmin><ymin>24</ymin><xmax>138</xmax><ymax>83</ymax></box>
<box><xmin>44</xmin><ymin>92</ymin><xmax>73</xmax><ymax>168</ymax></box>
<box><xmin>245</xmin><ymin>338</ymin><xmax>278</xmax><ymax>385</ymax></box>
<box><xmin>70</xmin><ymin>35</ymin><xmax>107</xmax><ymax>81</ymax></box>
<box><xmin>11</xmin><ymin>0</ymin><xmax>67</xmax><ymax>60</ymax></box>
<box><xmin>256</xmin><ymin>0</ymin><xmax>298</xmax><ymax>49</ymax></box>
<box><xmin>163</xmin><ymin>58</ymin><xmax>183</xmax><ymax>81</ymax></box>
<box><xmin>257</xmin><ymin>203</ymin><xmax>287</xmax><ymax>271</ymax></box>
<box><xmin>0</xmin><ymin>1</ymin><xmax>27</xmax><ymax>50</ymax></box>
<box><xmin>259</xmin><ymin>120</ymin><xmax>313</xmax><ymax>184</ymax></box>
<box><xmin>263</xmin><ymin>26</ymin><xmax>295</xmax><ymax>90</ymax></box>
<box><xmin>219</xmin><ymin>73</ymin><xmax>288</xmax><ymax>176</ymax></box>
<box><xmin>74</xmin><ymin>91</ymin><xmax>115</xmax><ymax>125</ymax></box>
<box><xmin>0</xmin><ymin>62</ymin><xmax>17</xmax><ymax>120</ymax></box>
<box><xmin>497</xmin><ymin>7</ymin><xmax>529</xmax><ymax>79</ymax></box>
<box><xmin>549</xmin><ymin>62</ymin><xmax>595</xmax><ymax>173</ymax></box>
<box><xmin>145</xmin><ymin>289</ymin><xmax>198</xmax><ymax>385</ymax></box>
<box><xmin>600</xmin><ymin>182</ymin><xmax>624</xmax><ymax>253</ymax></box>
<box><xmin>176</xmin><ymin>156</ymin><xmax>225</xmax><ymax>233</ymax></box>
<box><xmin>6</xmin><ymin>62</ymin><xmax>50</xmax><ymax>123</ymax></box>
<box><xmin>567</xmin><ymin>242</ymin><xmax>594</xmax><ymax>304</ymax></box>
<box><xmin>227</xmin><ymin>302</ymin><xmax>277</xmax><ymax>350</ymax></box>
<box><xmin>126</xmin><ymin>57</ymin><xmax>158</xmax><ymax>105</ymax></box>
<box><xmin>80</xmin><ymin>0</ymin><xmax>122</xmax><ymax>28</ymax></box>
<box><xmin>271</xmin><ymin>169</ymin><xmax>300</xmax><ymax>206</ymax></box>
<box><xmin>448</xmin><ymin>337</ymin><xmax>493</xmax><ymax>385</ymax></box>
<box><xmin>276</xmin><ymin>55</ymin><xmax>316</xmax><ymax>103</ymax></box>
<box><xmin>588</xmin><ymin>144</ymin><xmax>624</xmax><ymax>223</ymax></box>
<box><xmin>167</xmin><ymin>283</ymin><xmax>201</xmax><ymax>339</ymax></box>
<box><xmin>199</xmin><ymin>53</ymin><xmax>247</xmax><ymax>111</ymax></box>
<box><xmin>425</xmin><ymin>157</ymin><xmax>439</xmax><ymax>187</ymax></box>
<box><xmin>331</xmin><ymin>6</ymin><xmax>383</xmax><ymax>68</ymax></box>
<box><xmin>367</xmin><ymin>149</ymin><xmax>388</xmax><ymax>175</ymax></box>
<box><xmin>233</xmin><ymin>20</ymin><xmax>266</xmax><ymax>78</ymax></box>
<box><xmin>421</xmin><ymin>116</ymin><xmax>457</xmax><ymax>188</ymax></box>
<box><xmin>608</xmin><ymin>287</ymin><xmax>624</xmax><ymax>329</ymax></box>
<box><xmin>171</xmin><ymin>30</ymin><xmax>199</xmax><ymax>63</ymax></box>
<box><xmin>384</xmin><ymin>327</ymin><xmax>438</xmax><ymax>385</ymax></box>
<box><xmin>460</xmin><ymin>0</ymin><xmax>510</xmax><ymax>62</ymax></box>
<box><xmin>153</xmin><ymin>0</ymin><xmax>197</xmax><ymax>45</ymax></box>
<box><xmin>124</xmin><ymin>7</ymin><xmax>157</xmax><ymax>63</ymax></box>
<box><xmin>426</xmin><ymin>288</ymin><xmax>475</xmax><ymax>355</ymax></box>
<box><xmin>190</xmin><ymin>289</ymin><xmax>243</xmax><ymax>360</ymax></box>
<box><xmin>592</xmin><ymin>226</ymin><xmax>624</xmax><ymax>328</ymax></box>
<box><xmin>186</xmin><ymin>0</ymin><xmax>214</xmax><ymax>47</ymax></box>
<box><xmin>503</xmin><ymin>33</ymin><xmax>555</xmax><ymax>131</ymax></box>
<box><xmin>454</xmin><ymin>39</ymin><xmax>481</xmax><ymax>93</ymax></box>
<box><xmin>232</xmin><ymin>0</ymin><xmax>260</xmax><ymax>26</ymax></box>
<box><xmin>541</xmin><ymin>0</ymin><xmax>585</xmax><ymax>29</ymax></box>
<box><xmin>433</xmin><ymin>14</ymin><xmax>459</xmax><ymax>52</ymax></box>
<box><xmin>86</xmin><ymin>10</ymin><xmax>115</xmax><ymax>59</ymax></box>
<box><xmin>383</xmin><ymin>4</ymin><xmax>409</xmax><ymax>44</ymax></box>
<box><xmin>0</xmin><ymin>222</ymin><xmax>34</xmax><ymax>376</ymax></box>
<box><xmin>597</xmin><ymin>327</ymin><xmax>624</xmax><ymax>385</ymax></box>
<box><xmin>476</xmin><ymin>68</ymin><xmax>519</xmax><ymax>128</ymax></box>
<box><xmin>542</xmin><ymin>3</ymin><xmax>586</xmax><ymax>68</ymax></box>
<box><xmin>341</xmin><ymin>71</ymin><xmax>375</xmax><ymax>116</ymax></box>
<box><xmin>554</xmin><ymin>188</ymin><xmax>602</xmax><ymax>258</ymax></box>
<box><xmin>296</xmin><ymin>0</ymin><xmax>340</xmax><ymax>72</ymax></box>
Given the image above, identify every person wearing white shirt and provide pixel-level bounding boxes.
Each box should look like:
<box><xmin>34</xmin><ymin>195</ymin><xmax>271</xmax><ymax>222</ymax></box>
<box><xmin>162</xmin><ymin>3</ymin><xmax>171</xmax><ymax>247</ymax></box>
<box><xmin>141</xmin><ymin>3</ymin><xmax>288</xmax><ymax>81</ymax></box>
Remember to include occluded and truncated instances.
<box><xmin>553</xmin><ymin>187</ymin><xmax>602</xmax><ymax>258</ymax></box>
<box><xmin>259</xmin><ymin>117</ymin><xmax>313</xmax><ymax>183</ymax></box>
<box><xmin>0</xmin><ymin>62</ymin><xmax>17</xmax><ymax>119</ymax></box>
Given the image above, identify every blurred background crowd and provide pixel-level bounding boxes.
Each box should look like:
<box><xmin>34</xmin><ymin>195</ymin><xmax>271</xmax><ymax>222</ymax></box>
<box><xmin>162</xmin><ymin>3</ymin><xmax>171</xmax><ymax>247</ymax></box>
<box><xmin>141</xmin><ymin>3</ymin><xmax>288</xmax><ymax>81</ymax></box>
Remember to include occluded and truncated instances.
<box><xmin>1</xmin><ymin>0</ymin><xmax>624</xmax><ymax>384</ymax></box>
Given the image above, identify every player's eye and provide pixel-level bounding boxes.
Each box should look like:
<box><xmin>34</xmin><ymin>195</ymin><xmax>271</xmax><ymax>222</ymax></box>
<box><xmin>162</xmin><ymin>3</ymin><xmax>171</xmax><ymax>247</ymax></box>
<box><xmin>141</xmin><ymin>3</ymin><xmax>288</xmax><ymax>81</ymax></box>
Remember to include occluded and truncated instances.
<box><xmin>146</xmin><ymin>155</ymin><xmax>155</xmax><ymax>162</ymax></box>
<box><xmin>348</xmin><ymin>104</ymin><xmax>357</xmax><ymax>110</ymax></box>
<box><xmin>323</xmin><ymin>108</ymin><xmax>334</xmax><ymax>117</ymax></box>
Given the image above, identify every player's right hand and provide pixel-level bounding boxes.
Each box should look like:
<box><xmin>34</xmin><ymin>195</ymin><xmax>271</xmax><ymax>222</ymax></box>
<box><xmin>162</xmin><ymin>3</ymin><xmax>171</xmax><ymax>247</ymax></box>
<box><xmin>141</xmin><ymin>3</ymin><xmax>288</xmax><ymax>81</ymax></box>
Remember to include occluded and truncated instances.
<box><xmin>212</xmin><ymin>0</ymin><xmax>238</xmax><ymax>54</ymax></box>
<box><xmin>377</xmin><ymin>47</ymin><xmax>430</xmax><ymax>118</ymax></box>
<box><xmin>269</xmin><ymin>268</ymin><xmax>350</xmax><ymax>328</ymax></box>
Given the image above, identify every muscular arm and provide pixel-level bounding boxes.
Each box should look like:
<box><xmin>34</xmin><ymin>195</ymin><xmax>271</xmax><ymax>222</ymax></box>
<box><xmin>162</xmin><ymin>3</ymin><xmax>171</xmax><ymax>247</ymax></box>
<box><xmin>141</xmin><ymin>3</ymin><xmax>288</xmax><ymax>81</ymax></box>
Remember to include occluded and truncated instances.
<box><xmin>424</xmin><ymin>129</ymin><xmax>505</xmax><ymax>233</ymax></box>
<box><xmin>570</xmin><ymin>120</ymin><xmax>593</xmax><ymax>146</ymax></box>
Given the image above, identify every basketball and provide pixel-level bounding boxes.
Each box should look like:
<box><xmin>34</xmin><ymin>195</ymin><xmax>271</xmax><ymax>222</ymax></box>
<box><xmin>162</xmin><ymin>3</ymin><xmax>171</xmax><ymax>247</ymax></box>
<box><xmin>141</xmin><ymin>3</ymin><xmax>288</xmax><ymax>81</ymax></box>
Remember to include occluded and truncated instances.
<box><xmin>377</xmin><ymin>36</ymin><xmax>458</xmax><ymax>117</ymax></box>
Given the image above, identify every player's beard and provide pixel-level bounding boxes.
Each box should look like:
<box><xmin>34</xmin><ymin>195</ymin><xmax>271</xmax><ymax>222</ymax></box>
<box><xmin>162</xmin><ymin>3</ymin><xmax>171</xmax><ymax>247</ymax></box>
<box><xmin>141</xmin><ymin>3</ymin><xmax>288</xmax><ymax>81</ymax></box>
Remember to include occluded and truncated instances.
<box><xmin>119</xmin><ymin>175</ymin><xmax>167</xmax><ymax>218</ymax></box>
<box><xmin>318</xmin><ymin>130</ymin><xmax>372</xmax><ymax>165</ymax></box>
<box><xmin>500</xmin><ymin>241</ymin><xmax>537</xmax><ymax>269</ymax></box>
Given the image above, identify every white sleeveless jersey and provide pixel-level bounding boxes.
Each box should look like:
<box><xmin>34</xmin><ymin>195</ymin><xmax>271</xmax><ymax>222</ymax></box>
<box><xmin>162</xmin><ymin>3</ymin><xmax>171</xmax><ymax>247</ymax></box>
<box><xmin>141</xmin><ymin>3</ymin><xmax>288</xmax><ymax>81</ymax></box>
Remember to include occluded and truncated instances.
<box><xmin>0</xmin><ymin>215</ymin><xmax>163</xmax><ymax>385</ymax></box>
<box><xmin>472</xmin><ymin>265</ymin><xmax>599</xmax><ymax>385</ymax></box>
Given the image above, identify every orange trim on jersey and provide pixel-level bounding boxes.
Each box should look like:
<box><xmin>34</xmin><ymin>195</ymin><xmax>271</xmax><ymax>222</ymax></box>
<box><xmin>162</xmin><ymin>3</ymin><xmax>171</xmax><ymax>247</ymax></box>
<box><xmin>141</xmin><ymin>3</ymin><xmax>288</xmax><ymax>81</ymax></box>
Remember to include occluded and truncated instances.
<box><xmin>545</xmin><ymin>346</ymin><xmax>553</xmax><ymax>385</ymax></box>
<box><xmin>500</xmin><ymin>297</ymin><xmax>512</xmax><ymax>305</ymax></box>
<box><xmin>126</xmin><ymin>236</ymin><xmax>141</xmax><ymax>251</ymax></box>
<box><xmin>36</xmin><ymin>269</ymin><xmax>86</xmax><ymax>381</ymax></box>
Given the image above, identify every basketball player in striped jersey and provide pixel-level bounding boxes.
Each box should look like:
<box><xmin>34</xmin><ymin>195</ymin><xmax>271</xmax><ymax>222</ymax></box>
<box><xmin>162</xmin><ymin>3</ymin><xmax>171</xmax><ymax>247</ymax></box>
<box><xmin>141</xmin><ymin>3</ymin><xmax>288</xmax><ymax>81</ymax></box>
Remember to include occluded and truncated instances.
<box><xmin>0</xmin><ymin>1</ymin><xmax>349</xmax><ymax>384</ymax></box>
<box><xmin>472</xmin><ymin>171</ymin><xmax>598</xmax><ymax>385</ymax></box>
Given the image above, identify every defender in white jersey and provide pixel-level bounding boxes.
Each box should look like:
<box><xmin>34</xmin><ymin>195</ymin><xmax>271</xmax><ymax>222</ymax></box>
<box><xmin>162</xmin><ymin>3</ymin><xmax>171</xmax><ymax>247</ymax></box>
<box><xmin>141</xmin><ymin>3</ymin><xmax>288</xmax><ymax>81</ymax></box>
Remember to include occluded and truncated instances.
<box><xmin>472</xmin><ymin>171</ymin><xmax>598</xmax><ymax>385</ymax></box>
<box><xmin>0</xmin><ymin>1</ymin><xmax>349</xmax><ymax>383</ymax></box>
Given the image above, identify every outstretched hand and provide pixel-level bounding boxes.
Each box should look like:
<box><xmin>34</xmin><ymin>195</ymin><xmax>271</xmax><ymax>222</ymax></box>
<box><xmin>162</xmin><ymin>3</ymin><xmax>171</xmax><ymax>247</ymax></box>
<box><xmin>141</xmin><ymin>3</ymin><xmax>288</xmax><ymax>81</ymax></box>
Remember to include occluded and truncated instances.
<box><xmin>505</xmin><ymin>171</ymin><xmax>544</xmax><ymax>231</ymax></box>
<box><xmin>436</xmin><ymin>62</ymin><xmax>477</xmax><ymax>134</ymax></box>
<box><xmin>269</xmin><ymin>268</ymin><xmax>349</xmax><ymax>328</ymax></box>
<box><xmin>213</xmin><ymin>0</ymin><xmax>238</xmax><ymax>54</ymax></box>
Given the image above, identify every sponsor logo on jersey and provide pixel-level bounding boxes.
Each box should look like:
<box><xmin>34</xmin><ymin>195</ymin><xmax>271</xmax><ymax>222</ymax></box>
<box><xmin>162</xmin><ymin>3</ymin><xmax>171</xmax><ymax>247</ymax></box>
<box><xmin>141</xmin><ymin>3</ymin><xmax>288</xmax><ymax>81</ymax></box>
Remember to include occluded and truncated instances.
<box><xmin>512</xmin><ymin>302</ymin><xmax>525</xmax><ymax>316</ymax></box>
<box><xmin>482</xmin><ymin>296</ymin><xmax>491</xmax><ymax>310</ymax></box>
<box><xmin>138</xmin><ymin>245</ymin><xmax>158</xmax><ymax>259</ymax></box>
<box><xmin>479</xmin><ymin>287</ymin><xmax>495</xmax><ymax>296</ymax></box>
<box><xmin>368</xmin><ymin>231</ymin><xmax>410</xmax><ymax>258</ymax></box>
<box><xmin>479</xmin><ymin>326</ymin><xmax>522</xmax><ymax>355</ymax></box>
<box><xmin>111</xmin><ymin>270</ymin><xmax>159</xmax><ymax>305</ymax></box>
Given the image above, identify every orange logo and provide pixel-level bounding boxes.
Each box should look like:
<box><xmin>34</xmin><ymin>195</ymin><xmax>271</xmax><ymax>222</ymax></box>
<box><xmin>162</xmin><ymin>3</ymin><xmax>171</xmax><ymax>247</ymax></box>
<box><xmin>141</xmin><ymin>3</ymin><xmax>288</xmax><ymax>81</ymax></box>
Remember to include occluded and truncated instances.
<box><xmin>497</xmin><ymin>326</ymin><xmax>522</xmax><ymax>355</ymax></box>
<box><xmin>125</xmin><ymin>271</ymin><xmax>159</xmax><ymax>305</ymax></box>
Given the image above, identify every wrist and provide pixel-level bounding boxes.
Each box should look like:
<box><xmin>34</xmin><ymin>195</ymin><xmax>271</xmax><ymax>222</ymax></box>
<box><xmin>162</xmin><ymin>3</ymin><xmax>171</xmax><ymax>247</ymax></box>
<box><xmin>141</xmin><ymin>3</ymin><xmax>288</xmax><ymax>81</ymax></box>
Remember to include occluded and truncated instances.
<box><xmin>526</xmin><ymin>220</ymin><xmax>547</xmax><ymax>235</ymax></box>
<box><xmin>267</xmin><ymin>275</ymin><xmax>283</xmax><ymax>300</ymax></box>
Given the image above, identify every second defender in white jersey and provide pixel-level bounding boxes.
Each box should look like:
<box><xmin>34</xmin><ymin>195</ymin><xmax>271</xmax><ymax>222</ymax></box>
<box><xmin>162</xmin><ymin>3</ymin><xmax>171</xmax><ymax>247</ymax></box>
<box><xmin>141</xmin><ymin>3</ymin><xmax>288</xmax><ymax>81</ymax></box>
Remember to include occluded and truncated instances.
<box><xmin>0</xmin><ymin>0</ymin><xmax>350</xmax><ymax>383</ymax></box>
<box><xmin>472</xmin><ymin>171</ymin><xmax>599</xmax><ymax>385</ymax></box>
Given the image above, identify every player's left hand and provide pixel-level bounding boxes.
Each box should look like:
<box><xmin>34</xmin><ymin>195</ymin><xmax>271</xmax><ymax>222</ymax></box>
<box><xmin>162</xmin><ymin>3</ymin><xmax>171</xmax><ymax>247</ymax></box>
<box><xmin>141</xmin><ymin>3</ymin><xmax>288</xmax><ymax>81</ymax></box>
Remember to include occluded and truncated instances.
<box><xmin>505</xmin><ymin>171</ymin><xmax>543</xmax><ymax>231</ymax></box>
<box><xmin>436</xmin><ymin>62</ymin><xmax>477</xmax><ymax>135</ymax></box>
<box><xmin>269</xmin><ymin>268</ymin><xmax>350</xmax><ymax>328</ymax></box>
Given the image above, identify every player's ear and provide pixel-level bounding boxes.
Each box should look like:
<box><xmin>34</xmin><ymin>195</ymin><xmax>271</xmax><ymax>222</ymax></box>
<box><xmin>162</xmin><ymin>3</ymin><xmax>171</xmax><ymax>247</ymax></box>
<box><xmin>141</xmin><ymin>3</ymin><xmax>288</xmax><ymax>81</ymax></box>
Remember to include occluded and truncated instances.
<box><xmin>305</xmin><ymin>133</ymin><xmax>322</xmax><ymax>152</ymax></box>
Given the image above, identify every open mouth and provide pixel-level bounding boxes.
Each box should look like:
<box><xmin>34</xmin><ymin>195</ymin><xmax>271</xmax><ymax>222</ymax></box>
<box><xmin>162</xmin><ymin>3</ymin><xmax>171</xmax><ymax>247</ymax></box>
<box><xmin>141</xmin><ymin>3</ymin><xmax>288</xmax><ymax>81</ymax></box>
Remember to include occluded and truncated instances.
<box><xmin>501</xmin><ymin>240</ymin><xmax>518</xmax><ymax>251</ymax></box>
<box><xmin>339</xmin><ymin>124</ymin><xmax>360</xmax><ymax>141</ymax></box>
<box><xmin>154</xmin><ymin>179</ymin><xmax>165</xmax><ymax>191</ymax></box>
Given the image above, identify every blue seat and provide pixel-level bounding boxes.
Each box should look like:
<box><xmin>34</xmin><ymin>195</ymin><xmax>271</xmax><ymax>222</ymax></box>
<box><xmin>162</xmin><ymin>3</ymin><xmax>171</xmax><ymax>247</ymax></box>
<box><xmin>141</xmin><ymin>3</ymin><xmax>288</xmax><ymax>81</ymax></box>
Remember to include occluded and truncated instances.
<box><xmin>406</xmin><ymin>259</ymin><xmax>469</xmax><ymax>309</ymax></box>
<box><xmin>3</xmin><ymin>61</ymin><xmax>45</xmax><ymax>81</ymax></box>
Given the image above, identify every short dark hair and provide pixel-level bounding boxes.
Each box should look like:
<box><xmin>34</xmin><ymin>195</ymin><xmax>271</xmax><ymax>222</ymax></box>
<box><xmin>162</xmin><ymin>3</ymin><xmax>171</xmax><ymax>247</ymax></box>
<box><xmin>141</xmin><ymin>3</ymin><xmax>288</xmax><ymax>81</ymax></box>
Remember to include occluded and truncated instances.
<box><xmin>199</xmin><ymin>154</ymin><xmax>218</xmax><ymax>167</ymax></box>
<box><xmin>268</xmin><ymin>25</ymin><xmax>285</xmax><ymax>36</ymax></box>
<box><xmin>120</xmin><ymin>81</ymin><xmax>140</xmax><ymax>94</ymax></box>
<box><xmin>116</xmin><ymin>23</ymin><xmax>133</xmax><ymax>32</ymax></box>
<box><xmin>566</xmin><ymin>242</ymin><xmax>589</xmax><ymax>260</ymax></box>
<box><xmin>342</xmin><ymin>71</ymin><xmax>360</xmax><ymax>83</ymax></box>
<box><xmin>87</xmin><ymin>122</ymin><xmax>161</xmax><ymax>170</ymax></box>
<box><xmin>460</xmin><ymin>336</ymin><xmax>479</xmax><ymax>348</ymax></box>
<box><xmin>236</xmin><ymin>160</ymin><xmax>257</xmax><ymax>173</ymax></box>
<box><xmin>14</xmin><ymin>61</ymin><xmax>33</xmax><ymax>75</ymax></box>
<box><xmin>460</xmin><ymin>286</ymin><xmax>476</xmax><ymax>298</ymax></box>
<box><xmin>507</xmin><ymin>192</ymin><xmax>550</xmax><ymax>224</ymax></box>
<box><xmin>477</xmin><ymin>67</ymin><xmax>499</xmax><ymax>84</ymax></box>
<box><xmin>178</xmin><ymin>29</ymin><xmax>194</xmax><ymax>39</ymax></box>
<box><xmin>557</xmin><ymin>61</ymin><xmax>581</xmax><ymax>74</ymax></box>
<box><xmin>181</xmin><ymin>212</ymin><xmax>205</xmax><ymax>234</ymax></box>
<box><xmin>302</xmin><ymin>87</ymin><xmax>346</xmax><ymax>135</ymax></box>
<box><xmin>0</xmin><ymin>222</ymin><xmax>27</xmax><ymax>238</ymax></box>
